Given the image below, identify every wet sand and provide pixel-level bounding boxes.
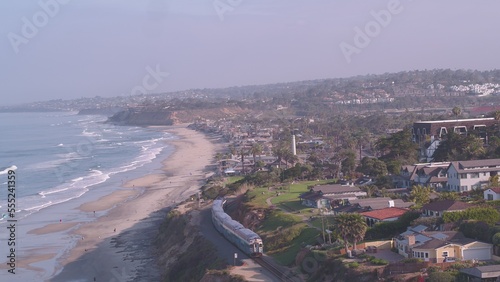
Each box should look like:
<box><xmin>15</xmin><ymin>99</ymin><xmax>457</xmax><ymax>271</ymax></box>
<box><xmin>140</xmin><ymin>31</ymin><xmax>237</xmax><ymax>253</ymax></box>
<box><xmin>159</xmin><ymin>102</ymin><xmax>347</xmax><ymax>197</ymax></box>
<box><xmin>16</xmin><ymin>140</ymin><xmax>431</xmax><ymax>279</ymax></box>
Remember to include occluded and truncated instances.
<box><xmin>47</xmin><ymin>124</ymin><xmax>220</xmax><ymax>281</ymax></box>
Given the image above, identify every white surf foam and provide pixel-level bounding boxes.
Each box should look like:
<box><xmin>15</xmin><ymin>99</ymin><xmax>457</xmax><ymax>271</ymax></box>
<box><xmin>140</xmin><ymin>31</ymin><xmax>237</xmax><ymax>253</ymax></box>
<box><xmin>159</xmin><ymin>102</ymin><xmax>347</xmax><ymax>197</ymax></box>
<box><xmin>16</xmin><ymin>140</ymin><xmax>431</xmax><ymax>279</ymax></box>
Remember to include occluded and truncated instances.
<box><xmin>0</xmin><ymin>165</ymin><xmax>17</xmax><ymax>175</ymax></box>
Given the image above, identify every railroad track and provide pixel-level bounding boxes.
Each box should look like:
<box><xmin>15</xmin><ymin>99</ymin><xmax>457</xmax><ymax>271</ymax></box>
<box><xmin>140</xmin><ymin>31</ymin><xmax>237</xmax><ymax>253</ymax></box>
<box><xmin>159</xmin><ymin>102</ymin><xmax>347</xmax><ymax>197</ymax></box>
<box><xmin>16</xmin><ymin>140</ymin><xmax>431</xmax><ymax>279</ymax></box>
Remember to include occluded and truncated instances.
<box><xmin>252</xmin><ymin>256</ymin><xmax>302</xmax><ymax>282</ymax></box>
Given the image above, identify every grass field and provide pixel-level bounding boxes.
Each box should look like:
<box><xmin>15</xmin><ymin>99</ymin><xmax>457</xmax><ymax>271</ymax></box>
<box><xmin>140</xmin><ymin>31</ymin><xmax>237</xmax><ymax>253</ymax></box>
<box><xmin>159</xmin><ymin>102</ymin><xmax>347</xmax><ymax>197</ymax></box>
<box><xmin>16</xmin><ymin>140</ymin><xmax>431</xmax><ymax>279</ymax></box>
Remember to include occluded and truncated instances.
<box><xmin>226</xmin><ymin>176</ymin><xmax>244</xmax><ymax>184</ymax></box>
<box><xmin>237</xmin><ymin>179</ymin><xmax>330</xmax><ymax>267</ymax></box>
<box><xmin>271</xmin><ymin>227</ymin><xmax>320</xmax><ymax>266</ymax></box>
<box><xmin>258</xmin><ymin>210</ymin><xmax>303</xmax><ymax>232</ymax></box>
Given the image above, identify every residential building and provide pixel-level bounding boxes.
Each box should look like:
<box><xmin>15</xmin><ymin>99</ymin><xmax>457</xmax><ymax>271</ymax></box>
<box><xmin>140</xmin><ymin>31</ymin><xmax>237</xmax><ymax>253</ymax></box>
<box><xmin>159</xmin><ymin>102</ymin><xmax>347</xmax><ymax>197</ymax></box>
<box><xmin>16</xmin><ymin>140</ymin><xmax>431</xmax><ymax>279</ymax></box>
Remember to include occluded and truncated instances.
<box><xmin>394</xmin><ymin>227</ymin><xmax>493</xmax><ymax>262</ymax></box>
<box><xmin>333</xmin><ymin>197</ymin><xmax>414</xmax><ymax>214</ymax></box>
<box><xmin>360</xmin><ymin>207</ymin><xmax>408</xmax><ymax>227</ymax></box>
<box><xmin>421</xmin><ymin>200</ymin><xmax>472</xmax><ymax>217</ymax></box>
<box><xmin>446</xmin><ymin>159</ymin><xmax>500</xmax><ymax>192</ymax></box>
<box><xmin>484</xmin><ymin>187</ymin><xmax>500</xmax><ymax>201</ymax></box>
<box><xmin>299</xmin><ymin>184</ymin><xmax>367</xmax><ymax>209</ymax></box>
<box><xmin>412</xmin><ymin>118</ymin><xmax>496</xmax><ymax>161</ymax></box>
<box><xmin>397</xmin><ymin>163</ymin><xmax>450</xmax><ymax>190</ymax></box>
<box><xmin>460</xmin><ymin>265</ymin><xmax>500</xmax><ymax>281</ymax></box>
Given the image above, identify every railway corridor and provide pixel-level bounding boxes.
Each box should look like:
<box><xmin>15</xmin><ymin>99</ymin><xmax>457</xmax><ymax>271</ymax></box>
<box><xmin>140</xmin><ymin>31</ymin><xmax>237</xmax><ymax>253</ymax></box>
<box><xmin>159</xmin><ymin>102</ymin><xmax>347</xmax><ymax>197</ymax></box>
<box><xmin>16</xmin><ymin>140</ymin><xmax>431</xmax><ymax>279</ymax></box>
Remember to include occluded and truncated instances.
<box><xmin>199</xmin><ymin>207</ymin><xmax>283</xmax><ymax>281</ymax></box>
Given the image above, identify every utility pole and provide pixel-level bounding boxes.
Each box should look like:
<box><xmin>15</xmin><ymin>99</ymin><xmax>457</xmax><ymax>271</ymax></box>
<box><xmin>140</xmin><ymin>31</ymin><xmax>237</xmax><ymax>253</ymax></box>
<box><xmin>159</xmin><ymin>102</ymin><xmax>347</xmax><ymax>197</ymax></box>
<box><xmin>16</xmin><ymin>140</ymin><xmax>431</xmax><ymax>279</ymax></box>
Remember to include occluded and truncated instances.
<box><xmin>320</xmin><ymin>209</ymin><xmax>326</xmax><ymax>244</ymax></box>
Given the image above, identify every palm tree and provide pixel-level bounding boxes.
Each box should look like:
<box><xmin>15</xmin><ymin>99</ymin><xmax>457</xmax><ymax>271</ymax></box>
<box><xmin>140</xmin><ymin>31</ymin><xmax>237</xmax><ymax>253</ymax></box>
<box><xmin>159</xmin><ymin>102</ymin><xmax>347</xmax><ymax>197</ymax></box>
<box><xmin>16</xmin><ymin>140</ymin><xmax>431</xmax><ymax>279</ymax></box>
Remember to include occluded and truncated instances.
<box><xmin>361</xmin><ymin>185</ymin><xmax>378</xmax><ymax>198</ymax></box>
<box><xmin>228</xmin><ymin>144</ymin><xmax>237</xmax><ymax>158</ymax></box>
<box><xmin>452</xmin><ymin>106</ymin><xmax>462</xmax><ymax>118</ymax></box>
<box><xmin>332</xmin><ymin>213</ymin><xmax>368</xmax><ymax>253</ymax></box>
<box><xmin>494</xmin><ymin>111</ymin><xmax>500</xmax><ymax>134</ymax></box>
<box><xmin>410</xmin><ymin>185</ymin><xmax>431</xmax><ymax>207</ymax></box>
<box><xmin>250</xmin><ymin>143</ymin><xmax>263</xmax><ymax>169</ymax></box>
<box><xmin>240</xmin><ymin>148</ymin><xmax>248</xmax><ymax>175</ymax></box>
<box><xmin>272</xmin><ymin>142</ymin><xmax>288</xmax><ymax>169</ymax></box>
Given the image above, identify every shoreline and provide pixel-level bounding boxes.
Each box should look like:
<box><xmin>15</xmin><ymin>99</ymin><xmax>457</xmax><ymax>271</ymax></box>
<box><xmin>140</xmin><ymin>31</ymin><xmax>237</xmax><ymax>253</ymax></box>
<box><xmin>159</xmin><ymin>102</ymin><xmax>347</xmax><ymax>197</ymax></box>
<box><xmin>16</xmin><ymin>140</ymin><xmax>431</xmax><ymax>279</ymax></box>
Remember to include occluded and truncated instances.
<box><xmin>45</xmin><ymin>124</ymin><xmax>223</xmax><ymax>281</ymax></box>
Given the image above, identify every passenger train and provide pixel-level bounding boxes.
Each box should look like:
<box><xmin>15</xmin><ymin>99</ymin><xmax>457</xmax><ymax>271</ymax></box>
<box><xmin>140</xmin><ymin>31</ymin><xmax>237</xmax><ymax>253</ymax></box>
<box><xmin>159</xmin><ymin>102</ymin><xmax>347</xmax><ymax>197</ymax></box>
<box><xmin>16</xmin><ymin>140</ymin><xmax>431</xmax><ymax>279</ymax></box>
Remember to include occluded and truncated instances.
<box><xmin>211</xmin><ymin>197</ymin><xmax>263</xmax><ymax>257</ymax></box>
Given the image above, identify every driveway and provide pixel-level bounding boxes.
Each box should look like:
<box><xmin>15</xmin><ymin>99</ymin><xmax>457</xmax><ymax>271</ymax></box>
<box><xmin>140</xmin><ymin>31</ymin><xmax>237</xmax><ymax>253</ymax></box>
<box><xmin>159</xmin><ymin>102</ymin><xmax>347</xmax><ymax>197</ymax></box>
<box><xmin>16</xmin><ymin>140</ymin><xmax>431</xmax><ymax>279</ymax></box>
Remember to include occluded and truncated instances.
<box><xmin>370</xmin><ymin>249</ymin><xmax>405</xmax><ymax>263</ymax></box>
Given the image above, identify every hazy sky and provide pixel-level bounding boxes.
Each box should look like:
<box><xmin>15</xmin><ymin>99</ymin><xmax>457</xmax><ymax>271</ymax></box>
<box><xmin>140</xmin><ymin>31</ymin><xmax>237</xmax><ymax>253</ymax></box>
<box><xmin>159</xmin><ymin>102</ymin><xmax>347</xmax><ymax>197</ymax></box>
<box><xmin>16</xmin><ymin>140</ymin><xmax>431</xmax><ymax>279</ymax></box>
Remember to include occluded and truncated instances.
<box><xmin>1</xmin><ymin>0</ymin><xmax>499</xmax><ymax>105</ymax></box>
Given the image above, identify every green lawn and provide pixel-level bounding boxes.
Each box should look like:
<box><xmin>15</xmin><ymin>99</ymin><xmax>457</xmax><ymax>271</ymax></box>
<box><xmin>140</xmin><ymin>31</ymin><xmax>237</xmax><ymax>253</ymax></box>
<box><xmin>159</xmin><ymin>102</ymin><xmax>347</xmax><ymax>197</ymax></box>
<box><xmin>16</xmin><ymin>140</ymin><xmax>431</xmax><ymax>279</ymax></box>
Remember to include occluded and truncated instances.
<box><xmin>278</xmin><ymin>200</ymin><xmax>311</xmax><ymax>212</ymax></box>
<box><xmin>245</xmin><ymin>187</ymin><xmax>274</xmax><ymax>208</ymax></box>
<box><xmin>258</xmin><ymin>210</ymin><xmax>303</xmax><ymax>232</ymax></box>
<box><xmin>226</xmin><ymin>176</ymin><xmax>244</xmax><ymax>184</ymax></box>
<box><xmin>309</xmin><ymin>216</ymin><xmax>335</xmax><ymax>231</ymax></box>
<box><xmin>241</xmin><ymin>180</ymin><xmax>330</xmax><ymax>266</ymax></box>
<box><xmin>271</xmin><ymin>180</ymin><xmax>330</xmax><ymax>207</ymax></box>
<box><xmin>271</xmin><ymin>227</ymin><xmax>320</xmax><ymax>266</ymax></box>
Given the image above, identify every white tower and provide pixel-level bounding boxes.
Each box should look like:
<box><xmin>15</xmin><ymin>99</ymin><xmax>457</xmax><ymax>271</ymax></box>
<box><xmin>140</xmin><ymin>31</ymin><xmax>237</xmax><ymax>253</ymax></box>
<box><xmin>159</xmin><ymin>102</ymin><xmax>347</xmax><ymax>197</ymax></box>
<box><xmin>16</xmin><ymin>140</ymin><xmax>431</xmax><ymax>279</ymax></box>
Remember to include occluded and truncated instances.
<box><xmin>292</xmin><ymin>135</ymin><xmax>297</xmax><ymax>155</ymax></box>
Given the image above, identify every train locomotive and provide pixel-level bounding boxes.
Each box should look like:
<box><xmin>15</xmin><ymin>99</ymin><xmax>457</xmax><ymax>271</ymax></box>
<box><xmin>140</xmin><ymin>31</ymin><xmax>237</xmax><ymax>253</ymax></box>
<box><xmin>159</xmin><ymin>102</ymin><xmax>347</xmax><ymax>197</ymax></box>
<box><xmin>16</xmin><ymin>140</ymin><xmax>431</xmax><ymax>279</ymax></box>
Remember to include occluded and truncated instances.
<box><xmin>211</xmin><ymin>197</ymin><xmax>263</xmax><ymax>257</ymax></box>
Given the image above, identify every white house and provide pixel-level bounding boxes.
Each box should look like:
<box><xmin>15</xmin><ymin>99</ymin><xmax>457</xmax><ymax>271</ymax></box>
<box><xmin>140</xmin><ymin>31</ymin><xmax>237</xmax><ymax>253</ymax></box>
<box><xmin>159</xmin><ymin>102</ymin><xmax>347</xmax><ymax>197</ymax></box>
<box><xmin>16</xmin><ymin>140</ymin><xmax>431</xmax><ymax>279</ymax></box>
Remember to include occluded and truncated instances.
<box><xmin>484</xmin><ymin>187</ymin><xmax>500</xmax><ymax>201</ymax></box>
<box><xmin>446</xmin><ymin>159</ymin><xmax>500</xmax><ymax>192</ymax></box>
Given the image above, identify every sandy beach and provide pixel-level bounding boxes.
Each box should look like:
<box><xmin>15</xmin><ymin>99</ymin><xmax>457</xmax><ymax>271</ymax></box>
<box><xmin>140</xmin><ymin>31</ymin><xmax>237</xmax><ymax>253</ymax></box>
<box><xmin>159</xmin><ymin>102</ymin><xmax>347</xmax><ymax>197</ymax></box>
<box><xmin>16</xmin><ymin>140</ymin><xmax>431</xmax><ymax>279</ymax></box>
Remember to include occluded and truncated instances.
<box><xmin>44</xmin><ymin>124</ymin><xmax>221</xmax><ymax>281</ymax></box>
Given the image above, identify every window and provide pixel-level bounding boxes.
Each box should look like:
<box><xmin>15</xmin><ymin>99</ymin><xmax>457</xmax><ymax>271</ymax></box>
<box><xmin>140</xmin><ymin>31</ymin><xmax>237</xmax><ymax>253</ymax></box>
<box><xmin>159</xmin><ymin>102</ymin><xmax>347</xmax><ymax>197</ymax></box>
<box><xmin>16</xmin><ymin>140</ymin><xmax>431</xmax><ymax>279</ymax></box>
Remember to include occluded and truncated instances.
<box><xmin>425</xmin><ymin>253</ymin><xmax>429</xmax><ymax>258</ymax></box>
<box><xmin>442</xmin><ymin>251</ymin><xmax>448</xmax><ymax>257</ymax></box>
<box><xmin>461</xmin><ymin>185</ymin><xmax>468</xmax><ymax>191</ymax></box>
<box><xmin>471</xmin><ymin>173</ymin><xmax>479</xmax><ymax>178</ymax></box>
<box><xmin>460</xmin><ymin>173</ymin><xmax>467</xmax><ymax>179</ymax></box>
<box><xmin>488</xmin><ymin>194</ymin><xmax>494</xmax><ymax>201</ymax></box>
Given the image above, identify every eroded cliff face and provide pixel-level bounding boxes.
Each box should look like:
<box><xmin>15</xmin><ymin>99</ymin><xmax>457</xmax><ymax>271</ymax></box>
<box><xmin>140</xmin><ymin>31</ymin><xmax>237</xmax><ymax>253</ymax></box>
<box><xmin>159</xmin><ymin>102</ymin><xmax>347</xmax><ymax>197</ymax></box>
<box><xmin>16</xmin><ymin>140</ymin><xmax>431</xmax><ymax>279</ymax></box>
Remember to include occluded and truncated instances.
<box><xmin>107</xmin><ymin>109</ymin><xmax>175</xmax><ymax>126</ymax></box>
<box><xmin>107</xmin><ymin>106</ymin><xmax>250</xmax><ymax>126</ymax></box>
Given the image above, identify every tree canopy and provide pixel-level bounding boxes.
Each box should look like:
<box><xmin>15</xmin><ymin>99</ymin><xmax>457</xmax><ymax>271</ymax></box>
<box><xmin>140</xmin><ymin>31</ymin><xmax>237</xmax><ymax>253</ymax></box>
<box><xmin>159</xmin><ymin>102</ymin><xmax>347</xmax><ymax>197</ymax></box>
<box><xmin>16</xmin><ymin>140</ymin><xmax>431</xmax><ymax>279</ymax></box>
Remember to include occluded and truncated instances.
<box><xmin>332</xmin><ymin>213</ymin><xmax>368</xmax><ymax>252</ymax></box>
<box><xmin>376</xmin><ymin>129</ymin><xmax>418</xmax><ymax>173</ymax></box>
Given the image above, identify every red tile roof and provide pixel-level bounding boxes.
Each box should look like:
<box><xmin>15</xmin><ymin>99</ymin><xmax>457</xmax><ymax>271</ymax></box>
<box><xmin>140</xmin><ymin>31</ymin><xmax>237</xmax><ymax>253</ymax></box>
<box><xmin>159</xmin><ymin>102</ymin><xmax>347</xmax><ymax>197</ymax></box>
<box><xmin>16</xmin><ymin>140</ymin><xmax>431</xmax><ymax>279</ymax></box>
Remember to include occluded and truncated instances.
<box><xmin>360</xmin><ymin>207</ymin><xmax>408</xmax><ymax>220</ymax></box>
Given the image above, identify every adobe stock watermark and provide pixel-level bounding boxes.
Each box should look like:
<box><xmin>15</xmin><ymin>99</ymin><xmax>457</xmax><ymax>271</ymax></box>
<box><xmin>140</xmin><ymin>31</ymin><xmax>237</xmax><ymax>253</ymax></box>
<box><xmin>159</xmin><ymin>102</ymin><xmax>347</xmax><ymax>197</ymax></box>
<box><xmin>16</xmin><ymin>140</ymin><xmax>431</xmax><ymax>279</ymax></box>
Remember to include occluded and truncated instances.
<box><xmin>7</xmin><ymin>0</ymin><xmax>71</xmax><ymax>54</ymax></box>
<box><xmin>339</xmin><ymin>0</ymin><xmax>404</xmax><ymax>64</ymax></box>
<box><xmin>280</xmin><ymin>249</ymin><xmax>327</xmax><ymax>281</ymax></box>
<box><xmin>213</xmin><ymin>0</ymin><xmax>243</xmax><ymax>21</ymax></box>
<box><xmin>122</xmin><ymin>64</ymin><xmax>170</xmax><ymax>96</ymax></box>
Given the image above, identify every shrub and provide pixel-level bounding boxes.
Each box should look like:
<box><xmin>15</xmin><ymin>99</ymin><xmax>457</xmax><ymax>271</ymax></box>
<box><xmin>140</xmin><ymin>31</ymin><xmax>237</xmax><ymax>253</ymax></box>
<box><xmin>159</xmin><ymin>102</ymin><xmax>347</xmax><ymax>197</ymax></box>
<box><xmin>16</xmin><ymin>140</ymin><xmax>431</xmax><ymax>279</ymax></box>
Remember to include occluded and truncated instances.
<box><xmin>358</xmin><ymin>254</ymin><xmax>371</xmax><ymax>260</ymax></box>
<box><xmin>428</xmin><ymin>271</ymin><xmax>456</xmax><ymax>282</ymax></box>
<box><xmin>426</xmin><ymin>266</ymin><xmax>441</xmax><ymax>273</ymax></box>
<box><xmin>402</xmin><ymin>258</ymin><xmax>424</xmax><ymax>263</ymax></box>
<box><xmin>348</xmin><ymin>262</ymin><xmax>359</xmax><ymax>268</ymax></box>
<box><xmin>493</xmin><ymin>232</ymin><xmax>500</xmax><ymax>245</ymax></box>
<box><xmin>443</xmin><ymin>206</ymin><xmax>500</xmax><ymax>226</ymax></box>
<box><xmin>371</xmin><ymin>258</ymin><xmax>389</xmax><ymax>265</ymax></box>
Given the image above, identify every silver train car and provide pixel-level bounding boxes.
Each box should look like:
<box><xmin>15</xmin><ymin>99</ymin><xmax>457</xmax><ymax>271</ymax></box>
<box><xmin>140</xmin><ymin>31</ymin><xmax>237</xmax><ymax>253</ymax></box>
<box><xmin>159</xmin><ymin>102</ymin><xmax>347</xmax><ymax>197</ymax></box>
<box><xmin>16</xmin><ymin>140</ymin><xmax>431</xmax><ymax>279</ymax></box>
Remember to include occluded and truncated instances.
<box><xmin>212</xmin><ymin>197</ymin><xmax>263</xmax><ymax>257</ymax></box>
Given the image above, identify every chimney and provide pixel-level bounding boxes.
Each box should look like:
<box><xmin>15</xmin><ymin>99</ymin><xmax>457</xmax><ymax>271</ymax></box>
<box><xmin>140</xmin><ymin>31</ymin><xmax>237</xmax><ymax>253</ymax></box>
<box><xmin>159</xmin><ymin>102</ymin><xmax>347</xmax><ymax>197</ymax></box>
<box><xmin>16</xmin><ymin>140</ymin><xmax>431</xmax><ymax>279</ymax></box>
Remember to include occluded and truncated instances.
<box><xmin>407</xmin><ymin>235</ymin><xmax>416</xmax><ymax>246</ymax></box>
<box><xmin>292</xmin><ymin>135</ymin><xmax>297</xmax><ymax>156</ymax></box>
<box><xmin>388</xmin><ymin>200</ymin><xmax>395</xmax><ymax>208</ymax></box>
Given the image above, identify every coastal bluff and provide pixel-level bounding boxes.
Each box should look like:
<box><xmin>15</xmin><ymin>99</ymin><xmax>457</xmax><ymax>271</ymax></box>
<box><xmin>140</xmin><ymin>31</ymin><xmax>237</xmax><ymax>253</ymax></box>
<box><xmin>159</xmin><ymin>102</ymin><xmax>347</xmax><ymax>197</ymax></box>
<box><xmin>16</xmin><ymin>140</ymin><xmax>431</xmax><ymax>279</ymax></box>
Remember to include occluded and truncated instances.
<box><xmin>107</xmin><ymin>106</ymin><xmax>249</xmax><ymax>126</ymax></box>
<box><xmin>107</xmin><ymin>109</ymin><xmax>176</xmax><ymax>125</ymax></box>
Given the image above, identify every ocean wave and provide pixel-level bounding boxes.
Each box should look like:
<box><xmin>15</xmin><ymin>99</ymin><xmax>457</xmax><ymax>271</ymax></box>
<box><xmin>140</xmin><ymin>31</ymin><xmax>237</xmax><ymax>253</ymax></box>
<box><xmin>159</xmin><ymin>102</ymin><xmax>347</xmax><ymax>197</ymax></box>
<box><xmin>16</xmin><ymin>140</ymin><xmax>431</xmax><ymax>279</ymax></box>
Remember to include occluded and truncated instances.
<box><xmin>109</xmin><ymin>146</ymin><xmax>163</xmax><ymax>176</ymax></box>
<box><xmin>0</xmin><ymin>165</ymin><xmax>17</xmax><ymax>175</ymax></box>
<box><xmin>26</xmin><ymin>170</ymin><xmax>108</xmax><ymax>213</ymax></box>
<box><xmin>27</xmin><ymin>151</ymin><xmax>91</xmax><ymax>171</ymax></box>
<box><xmin>10</xmin><ymin>127</ymin><xmax>167</xmax><ymax>218</ymax></box>
<box><xmin>24</xmin><ymin>201</ymin><xmax>53</xmax><ymax>212</ymax></box>
<box><xmin>81</xmin><ymin>128</ymin><xmax>102</xmax><ymax>137</ymax></box>
<box><xmin>26</xmin><ymin>159</ymin><xmax>67</xmax><ymax>170</ymax></box>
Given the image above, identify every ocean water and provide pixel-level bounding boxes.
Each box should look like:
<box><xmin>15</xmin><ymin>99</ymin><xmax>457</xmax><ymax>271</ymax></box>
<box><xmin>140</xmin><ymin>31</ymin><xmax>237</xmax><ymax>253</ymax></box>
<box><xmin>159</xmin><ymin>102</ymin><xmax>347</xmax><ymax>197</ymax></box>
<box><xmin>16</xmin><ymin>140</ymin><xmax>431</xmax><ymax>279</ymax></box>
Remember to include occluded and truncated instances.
<box><xmin>0</xmin><ymin>111</ymin><xmax>174</xmax><ymax>280</ymax></box>
<box><xmin>0</xmin><ymin>111</ymin><xmax>171</xmax><ymax>221</ymax></box>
